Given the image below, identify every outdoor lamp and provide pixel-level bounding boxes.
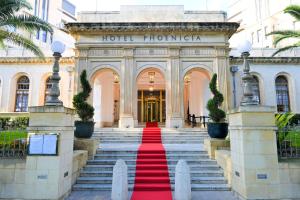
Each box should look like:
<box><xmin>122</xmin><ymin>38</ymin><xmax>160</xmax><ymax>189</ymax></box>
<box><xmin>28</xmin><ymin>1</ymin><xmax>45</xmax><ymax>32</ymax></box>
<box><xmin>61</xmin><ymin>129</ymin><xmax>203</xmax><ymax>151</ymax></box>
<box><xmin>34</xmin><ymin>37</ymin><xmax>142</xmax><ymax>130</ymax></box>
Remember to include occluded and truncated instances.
<box><xmin>45</xmin><ymin>41</ymin><xmax>65</xmax><ymax>106</ymax></box>
<box><xmin>237</xmin><ymin>39</ymin><xmax>259</xmax><ymax>106</ymax></box>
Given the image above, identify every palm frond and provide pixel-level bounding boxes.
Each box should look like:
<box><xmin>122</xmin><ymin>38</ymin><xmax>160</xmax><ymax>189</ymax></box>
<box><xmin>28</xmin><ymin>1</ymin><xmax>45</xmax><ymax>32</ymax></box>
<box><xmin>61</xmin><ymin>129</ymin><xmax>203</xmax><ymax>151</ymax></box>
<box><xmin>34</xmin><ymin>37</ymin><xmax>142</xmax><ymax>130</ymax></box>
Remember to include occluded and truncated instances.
<box><xmin>284</xmin><ymin>5</ymin><xmax>300</xmax><ymax>21</ymax></box>
<box><xmin>0</xmin><ymin>14</ymin><xmax>53</xmax><ymax>34</ymax></box>
<box><xmin>271</xmin><ymin>41</ymin><xmax>300</xmax><ymax>56</ymax></box>
<box><xmin>267</xmin><ymin>30</ymin><xmax>300</xmax><ymax>37</ymax></box>
<box><xmin>0</xmin><ymin>0</ymin><xmax>32</xmax><ymax>18</ymax></box>
<box><xmin>0</xmin><ymin>29</ymin><xmax>44</xmax><ymax>58</ymax></box>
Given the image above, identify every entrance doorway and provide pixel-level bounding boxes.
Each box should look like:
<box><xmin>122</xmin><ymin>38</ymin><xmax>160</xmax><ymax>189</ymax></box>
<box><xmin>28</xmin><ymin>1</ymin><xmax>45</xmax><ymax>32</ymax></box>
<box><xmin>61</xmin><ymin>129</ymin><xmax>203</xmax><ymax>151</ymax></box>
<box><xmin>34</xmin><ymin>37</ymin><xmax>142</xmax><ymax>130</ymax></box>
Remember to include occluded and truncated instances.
<box><xmin>138</xmin><ymin>90</ymin><xmax>165</xmax><ymax>122</ymax></box>
<box><xmin>136</xmin><ymin>68</ymin><xmax>166</xmax><ymax>123</ymax></box>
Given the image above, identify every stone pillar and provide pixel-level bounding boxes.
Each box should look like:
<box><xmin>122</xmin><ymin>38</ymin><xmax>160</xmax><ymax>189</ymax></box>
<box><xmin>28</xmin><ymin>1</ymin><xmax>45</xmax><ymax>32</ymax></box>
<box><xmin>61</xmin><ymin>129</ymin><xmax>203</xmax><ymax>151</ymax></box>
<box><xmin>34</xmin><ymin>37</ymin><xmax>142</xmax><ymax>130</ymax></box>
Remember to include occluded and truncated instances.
<box><xmin>25</xmin><ymin>106</ymin><xmax>75</xmax><ymax>200</ymax></box>
<box><xmin>119</xmin><ymin>48</ymin><xmax>135</xmax><ymax>128</ymax></box>
<box><xmin>229</xmin><ymin>106</ymin><xmax>280</xmax><ymax>200</ymax></box>
<box><xmin>166</xmin><ymin>48</ymin><xmax>184</xmax><ymax>128</ymax></box>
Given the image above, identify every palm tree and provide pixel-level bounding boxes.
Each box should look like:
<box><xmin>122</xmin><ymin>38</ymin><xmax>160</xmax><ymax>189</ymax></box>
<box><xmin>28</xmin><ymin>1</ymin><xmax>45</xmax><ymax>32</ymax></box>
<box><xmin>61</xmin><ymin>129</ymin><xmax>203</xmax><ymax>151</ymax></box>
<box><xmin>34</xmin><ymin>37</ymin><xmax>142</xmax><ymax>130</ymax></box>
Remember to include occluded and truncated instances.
<box><xmin>267</xmin><ymin>5</ymin><xmax>300</xmax><ymax>56</ymax></box>
<box><xmin>0</xmin><ymin>0</ymin><xmax>53</xmax><ymax>57</ymax></box>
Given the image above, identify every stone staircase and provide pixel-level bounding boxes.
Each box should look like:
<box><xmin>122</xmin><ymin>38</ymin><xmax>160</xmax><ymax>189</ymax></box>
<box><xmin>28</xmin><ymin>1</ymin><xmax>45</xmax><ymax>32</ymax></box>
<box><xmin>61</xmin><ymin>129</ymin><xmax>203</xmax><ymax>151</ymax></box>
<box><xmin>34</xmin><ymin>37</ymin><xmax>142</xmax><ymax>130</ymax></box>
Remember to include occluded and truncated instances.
<box><xmin>72</xmin><ymin>128</ymin><xmax>230</xmax><ymax>191</ymax></box>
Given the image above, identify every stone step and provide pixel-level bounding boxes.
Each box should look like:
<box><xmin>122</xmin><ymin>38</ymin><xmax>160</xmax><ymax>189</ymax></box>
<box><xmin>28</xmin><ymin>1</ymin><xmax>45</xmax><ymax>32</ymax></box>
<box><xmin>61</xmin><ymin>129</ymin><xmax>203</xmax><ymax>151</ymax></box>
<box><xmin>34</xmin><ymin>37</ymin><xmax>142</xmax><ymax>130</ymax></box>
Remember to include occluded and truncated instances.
<box><xmin>79</xmin><ymin>170</ymin><xmax>224</xmax><ymax>177</ymax></box>
<box><xmin>95</xmin><ymin>150</ymin><xmax>208</xmax><ymax>154</ymax></box>
<box><xmin>98</xmin><ymin>140</ymin><xmax>205</xmax><ymax>144</ymax></box>
<box><xmin>93</xmin><ymin>154</ymin><xmax>209</xmax><ymax>160</ymax></box>
<box><xmin>83</xmin><ymin>164</ymin><xmax>221</xmax><ymax>171</ymax></box>
<box><xmin>87</xmin><ymin>159</ymin><xmax>218</xmax><ymax>165</ymax></box>
<box><xmin>76</xmin><ymin>176</ymin><xmax>227</xmax><ymax>184</ymax></box>
<box><xmin>72</xmin><ymin>183</ymin><xmax>230</xmax><ymax>191</ymax></box>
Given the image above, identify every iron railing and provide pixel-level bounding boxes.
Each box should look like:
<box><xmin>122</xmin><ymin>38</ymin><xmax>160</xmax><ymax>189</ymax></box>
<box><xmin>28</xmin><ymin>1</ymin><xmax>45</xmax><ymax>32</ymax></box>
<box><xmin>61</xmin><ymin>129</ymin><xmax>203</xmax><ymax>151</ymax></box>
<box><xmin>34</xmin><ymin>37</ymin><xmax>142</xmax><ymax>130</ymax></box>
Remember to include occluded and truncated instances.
<box><xmin>0</xmin><ymin>130</ymin><xmax>28</xmax><ymax>159</ymax></box>
<box><xmin>276</xmin><ymin>126</ymin><xmax>300</xmax><ymax>159</ymax></box>
<box><xmin>187</xmin><ymin>114</ymin><xmax>210</xmax><ymax>128</ymax></box>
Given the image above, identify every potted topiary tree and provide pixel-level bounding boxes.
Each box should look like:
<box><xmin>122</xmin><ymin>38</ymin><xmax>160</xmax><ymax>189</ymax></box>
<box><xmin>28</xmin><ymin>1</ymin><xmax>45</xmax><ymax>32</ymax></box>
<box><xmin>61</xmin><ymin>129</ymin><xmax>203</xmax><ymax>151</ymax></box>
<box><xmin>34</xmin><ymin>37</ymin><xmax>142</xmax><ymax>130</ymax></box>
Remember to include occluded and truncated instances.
<box><xmin>206</xmin><ymin>73</ymin><xmax>228</xmax><ymax>139</ymax></box>
<box><xmin>73</xmin><ymin>70</ymin><xmax>95</xmax><ymax>138</ymax></box>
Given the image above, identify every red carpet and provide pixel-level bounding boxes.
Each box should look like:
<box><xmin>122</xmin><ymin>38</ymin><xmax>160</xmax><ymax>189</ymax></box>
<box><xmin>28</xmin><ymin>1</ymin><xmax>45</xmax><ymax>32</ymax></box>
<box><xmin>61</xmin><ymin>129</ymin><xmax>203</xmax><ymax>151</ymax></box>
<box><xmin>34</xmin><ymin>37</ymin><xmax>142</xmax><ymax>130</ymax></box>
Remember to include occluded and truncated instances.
<box><xmin>131</xmin><ymin>124</ymin><xmax>172</xmax><ymax>200</ymax></box>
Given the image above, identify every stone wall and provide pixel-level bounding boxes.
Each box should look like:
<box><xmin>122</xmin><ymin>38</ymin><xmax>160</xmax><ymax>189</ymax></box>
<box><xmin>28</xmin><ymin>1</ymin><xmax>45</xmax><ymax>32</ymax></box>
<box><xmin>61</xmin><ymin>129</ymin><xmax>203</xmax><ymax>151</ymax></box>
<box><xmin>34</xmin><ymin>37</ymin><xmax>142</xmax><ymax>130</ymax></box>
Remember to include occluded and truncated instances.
<box><xmin>0</xmin><ymin>150</ymin><xmax>88</xmax><ymax>199</ymax></box>
<box><xmin>215</xmin><ymin>150</ymin><xmax>300</xmax><ymax>199</ymax></box>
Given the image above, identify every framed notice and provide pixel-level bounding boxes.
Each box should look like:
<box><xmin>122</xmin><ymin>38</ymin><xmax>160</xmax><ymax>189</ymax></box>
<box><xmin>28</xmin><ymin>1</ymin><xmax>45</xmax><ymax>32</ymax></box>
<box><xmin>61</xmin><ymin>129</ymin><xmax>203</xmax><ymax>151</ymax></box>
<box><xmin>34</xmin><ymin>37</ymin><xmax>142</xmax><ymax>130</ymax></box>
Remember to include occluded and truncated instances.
<box><xmin>28</xmin><ymin>133</ymin><xmax>59</xmax><ymax>156</ymax></box>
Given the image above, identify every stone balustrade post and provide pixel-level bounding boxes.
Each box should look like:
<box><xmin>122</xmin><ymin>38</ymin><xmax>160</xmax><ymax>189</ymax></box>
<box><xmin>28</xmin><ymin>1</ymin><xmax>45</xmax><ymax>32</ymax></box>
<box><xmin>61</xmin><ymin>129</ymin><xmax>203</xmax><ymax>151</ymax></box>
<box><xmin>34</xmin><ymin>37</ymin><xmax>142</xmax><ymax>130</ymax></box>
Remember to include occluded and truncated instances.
<box><xmin>111</xmin><ymin>159</ymin><xmax>128</xmax><ymax>200</ymax></box>
<box><xmin>175</xmin><ymin>160</ymin><xmax>191</xmax><ymax>200</ymax></box>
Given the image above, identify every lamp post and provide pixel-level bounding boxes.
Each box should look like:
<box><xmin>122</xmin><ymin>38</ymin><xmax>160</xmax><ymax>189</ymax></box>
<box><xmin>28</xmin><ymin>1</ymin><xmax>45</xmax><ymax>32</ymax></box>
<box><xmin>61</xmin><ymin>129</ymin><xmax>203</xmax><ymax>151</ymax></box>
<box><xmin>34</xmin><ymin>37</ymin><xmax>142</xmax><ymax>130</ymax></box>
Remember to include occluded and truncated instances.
<box><xmin>238</xmin><ymin>40</ymin><xmax>259</xmax><ymax>106</ymax></box>
<box><xmin>45</xmin><ymin>41</ymin><xmax>65</xmax><ymax>106</ymax></box>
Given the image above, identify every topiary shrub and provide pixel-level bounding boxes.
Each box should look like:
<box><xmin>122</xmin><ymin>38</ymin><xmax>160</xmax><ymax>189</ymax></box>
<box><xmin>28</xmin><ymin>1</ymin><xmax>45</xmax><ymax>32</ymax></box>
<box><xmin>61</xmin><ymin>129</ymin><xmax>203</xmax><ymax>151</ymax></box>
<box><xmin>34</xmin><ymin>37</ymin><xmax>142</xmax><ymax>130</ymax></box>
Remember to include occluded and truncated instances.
<box><xmin>73</xmin><ymin>70</ymin><xmax>94</xmax><ymax>122</ymax></box>
<box><xmin>206</xmin><ymin>73</ymin><xmax>226</xmax><ymax>123</ymax></box>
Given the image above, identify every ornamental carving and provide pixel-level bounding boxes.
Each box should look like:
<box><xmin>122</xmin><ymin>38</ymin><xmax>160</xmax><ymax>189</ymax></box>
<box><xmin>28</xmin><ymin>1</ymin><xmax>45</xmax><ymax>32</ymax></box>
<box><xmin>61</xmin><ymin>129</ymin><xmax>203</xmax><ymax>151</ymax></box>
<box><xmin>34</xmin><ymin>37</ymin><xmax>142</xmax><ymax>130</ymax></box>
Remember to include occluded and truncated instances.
<box><xmin>134</xmin><ymin>48</ymin><xmax>168</xmax><ymax>56</ymax></box>
<box><xmin>88</xmin><ymin>49</ymin><xmax>123</xmax><ymax>57</ymax></box>
<box><xmin>180</xmin><ymin>48</ymin><xmax>215</xmax><ymax>56</ymax></box>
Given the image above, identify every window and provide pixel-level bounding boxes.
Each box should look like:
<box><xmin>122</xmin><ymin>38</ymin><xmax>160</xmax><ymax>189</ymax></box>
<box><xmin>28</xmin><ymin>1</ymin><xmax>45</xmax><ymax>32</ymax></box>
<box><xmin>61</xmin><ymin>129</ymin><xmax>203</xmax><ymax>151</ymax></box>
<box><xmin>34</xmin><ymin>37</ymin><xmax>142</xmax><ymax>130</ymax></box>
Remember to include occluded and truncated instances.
<box><xmin>15</xmin><ymin>76</ymin><xmax>30</xmax><ymax>112</ymax></box>
<box><xmin>44</xmin><ymin>77</ymin><xmax>52</xmax><ymax>103</ymax></box>
<box><xmin>264</xmin><ymin>26</ymin><xmax>268</xmax><ymax>39</ymax></box>
<box><xmin>257</xmin><ymin>29</ymin><xmax>262</xmax><ymax>43</ymax></box>
<box><xmin>251</xmin><ymin>32</ymin><xmax>255</xmax><ymax>44</ymax></box>
<box><xmin>275</xmin><ymin>76</ymin><xmax>290</xmax><ymax>112</ymax></box>
<box><xmin>252</xmin><ymin>76</ymin><xmax>260</xmax><ymax>104</ymax></box>
<box><xmin>62</xmin><ymin>0</ymin><xmax>76</xmax><ymax>16</ymax></box>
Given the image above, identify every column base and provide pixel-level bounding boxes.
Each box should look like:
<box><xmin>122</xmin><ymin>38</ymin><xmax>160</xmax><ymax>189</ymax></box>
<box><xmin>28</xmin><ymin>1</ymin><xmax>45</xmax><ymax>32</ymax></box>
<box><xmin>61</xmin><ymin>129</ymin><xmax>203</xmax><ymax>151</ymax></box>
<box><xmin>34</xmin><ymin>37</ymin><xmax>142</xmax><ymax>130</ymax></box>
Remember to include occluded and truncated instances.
<box><xmin>119</xmin><ymin>115</ymin><xmax>135</xmax><ymax>128</ymax></box>
<box><xmin>166</xmin><ymin>117</ymin><xmax>184</xmax><ymax>128</ymax></box>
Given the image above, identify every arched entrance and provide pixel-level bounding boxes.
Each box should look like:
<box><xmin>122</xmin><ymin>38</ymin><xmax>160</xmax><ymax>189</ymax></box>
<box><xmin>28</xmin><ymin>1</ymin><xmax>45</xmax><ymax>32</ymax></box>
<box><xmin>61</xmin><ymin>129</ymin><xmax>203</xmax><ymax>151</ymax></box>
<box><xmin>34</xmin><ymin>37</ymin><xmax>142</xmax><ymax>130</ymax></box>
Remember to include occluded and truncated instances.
<box><xmin>183</xmin><ymin>68</ymin><xmax>211</xmax><ymax>126</ymax></box>
<box><xmin>136</xmin><ymin>68</ymin><xmax>166</xmax><ymax>124</ymax></box>
<box><xmin>91</xmin><ymin>69</ymin><xmax>120</xmax><ymax>127</ymax></box>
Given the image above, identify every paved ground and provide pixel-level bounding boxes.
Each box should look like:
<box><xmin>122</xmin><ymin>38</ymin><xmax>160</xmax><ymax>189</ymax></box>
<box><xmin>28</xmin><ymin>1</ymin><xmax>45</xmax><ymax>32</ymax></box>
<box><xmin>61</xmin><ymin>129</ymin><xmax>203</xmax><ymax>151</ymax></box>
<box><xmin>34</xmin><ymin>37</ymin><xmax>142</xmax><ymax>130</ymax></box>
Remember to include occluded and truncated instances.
<box><xmin>66</xmin><ymin>191</ymin><xmax>238</xmax><ymax>200</ymax></box>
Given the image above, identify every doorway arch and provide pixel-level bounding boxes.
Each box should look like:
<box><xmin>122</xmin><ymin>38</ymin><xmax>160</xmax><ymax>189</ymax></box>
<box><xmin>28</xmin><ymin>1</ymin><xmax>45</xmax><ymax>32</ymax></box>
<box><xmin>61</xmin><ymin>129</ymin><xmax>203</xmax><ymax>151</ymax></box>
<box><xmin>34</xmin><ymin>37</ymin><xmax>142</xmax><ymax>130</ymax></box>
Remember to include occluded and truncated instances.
<box><xmin>90</xmin><ymin>68</ymin><xmax>120</xmax><ymax>127</ymax></box>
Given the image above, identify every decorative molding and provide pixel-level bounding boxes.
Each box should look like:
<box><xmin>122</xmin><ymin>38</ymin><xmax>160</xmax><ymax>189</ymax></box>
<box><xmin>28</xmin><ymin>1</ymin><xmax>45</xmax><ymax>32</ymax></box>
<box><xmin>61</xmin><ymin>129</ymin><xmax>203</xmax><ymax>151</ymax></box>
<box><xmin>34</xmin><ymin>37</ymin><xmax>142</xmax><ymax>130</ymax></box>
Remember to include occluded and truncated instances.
<box><xmin>230</xmin><ymin>57</ymin><xmax>300</xmax><ymax>64</ymax></box>
<box><xmin>134</xmin><ymin>48</ymin><xmax>168</xmax><ymax>56</ymax></box>
<box><xmin>89</xmin><ymin>49</ymin><xmax>123</xmax><ymax>57</ymax></box>
<box><xmin>180</xmin><ymin>48</ymin><xmax>215</xmax><ymax>56</ymax></box>
<box><xmin>66</xmin><ymin>22</ymin><xmax>239</xmax><ymax>37</ymax></box>
<box><xmin>0</xmin><ymin>57</ymin><xmax>75</xmax><ymax>64</ymax></box>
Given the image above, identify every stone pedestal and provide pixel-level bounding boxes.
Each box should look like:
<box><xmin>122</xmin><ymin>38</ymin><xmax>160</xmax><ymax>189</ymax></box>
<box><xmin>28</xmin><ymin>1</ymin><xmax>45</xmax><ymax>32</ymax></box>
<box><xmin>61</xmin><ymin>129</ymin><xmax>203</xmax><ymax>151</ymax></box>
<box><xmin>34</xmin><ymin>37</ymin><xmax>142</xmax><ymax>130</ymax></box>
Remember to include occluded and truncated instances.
<box><xmin>25</xmin><ymin>106</ymin><xmax>75</xmax><ymax>200</ymax></box>
<box><xmin>119</xmin><ymin>114</ymin><xmax>135</xmax><ymax>128</ymax></box>
<box><xmin>74</xmin><ymin>138</ymin><xmax>99</xmax><ymax>159</ymax></box>
<box><xmin>229</xmin><ymin>106</ymin><xmax>280</xmax><ymax>200</ymax></box>
<box><xmin>204</xmin><ymin>138</ymin><xmax>230</xmax><ymax>159</ymax></box>
<box><xmin>166</xmin><ymin>116</ymin><xmax>184</xmax><ymax>128</ymax></box>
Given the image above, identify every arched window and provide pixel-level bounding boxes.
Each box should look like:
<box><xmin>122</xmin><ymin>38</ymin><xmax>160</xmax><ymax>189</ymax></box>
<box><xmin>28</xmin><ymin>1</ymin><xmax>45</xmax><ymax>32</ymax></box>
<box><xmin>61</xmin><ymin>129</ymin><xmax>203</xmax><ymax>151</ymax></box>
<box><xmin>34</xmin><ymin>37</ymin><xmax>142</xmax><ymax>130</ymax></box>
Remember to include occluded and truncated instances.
<box><xmin>252</xmin><ymin>76</ymin><xmax>260</xmax><ymax>104</ymax></box>
<box><xmin>44</xmin><ymin>77</ymin><xmax>52</xmax><ymax>103</ymax></box>
<box><xmin>15</xmin><ymin>76</ymin><xmax>30</xmax><ymax>112</ymax></box>
<box><xmin>275</xmin><ymin>76</ymin><xmax>290</xmax><ymax>112</ymax></box>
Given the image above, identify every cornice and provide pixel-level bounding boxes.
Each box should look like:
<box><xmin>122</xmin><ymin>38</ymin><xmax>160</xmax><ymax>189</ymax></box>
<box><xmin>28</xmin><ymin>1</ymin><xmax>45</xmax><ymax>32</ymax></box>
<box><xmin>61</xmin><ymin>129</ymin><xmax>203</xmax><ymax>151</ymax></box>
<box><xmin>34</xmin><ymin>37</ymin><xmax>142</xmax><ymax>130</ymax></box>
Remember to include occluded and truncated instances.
<box><xmin>0</xmin><ymin>57</ymin><xmax>75</xmax><ymax>64</ymax></box>
<box><xmin>65</xmin><ymin>22</ymin><xmax>240</xmax><ymax>37</ymax></box>
<box><xmin>230</xmin><ymin>57</ymin><xmax>300</xmax><ymax>64</ymax></box>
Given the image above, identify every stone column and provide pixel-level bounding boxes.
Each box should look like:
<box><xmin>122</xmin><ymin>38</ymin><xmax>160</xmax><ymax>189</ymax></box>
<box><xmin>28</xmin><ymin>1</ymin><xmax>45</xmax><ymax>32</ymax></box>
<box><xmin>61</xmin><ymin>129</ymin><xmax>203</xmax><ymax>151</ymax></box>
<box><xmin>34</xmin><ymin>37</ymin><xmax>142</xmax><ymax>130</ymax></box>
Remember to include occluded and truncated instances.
<box><xmin>119</xmin><ymin>48</ymin><xmax>135</xmax><ymax>128</ymax></box>
<box><xmin>166</xmin><ymin>48</ymin><xmax>184</xmax><ymax>128</ymax></box>
<box><xmin>215</xmin><ymin>48</ymin><xmax>232</xmax><ymax>111</ymax></box>
<box><xmin>229</xmin><ymin>106</ymin><xmax>280</xmax><ymax>199</ymax></box>
<box><xmin>25</xmin><ymin>106</ymin><xmax>75</xmax><ymax>199</ymax></box>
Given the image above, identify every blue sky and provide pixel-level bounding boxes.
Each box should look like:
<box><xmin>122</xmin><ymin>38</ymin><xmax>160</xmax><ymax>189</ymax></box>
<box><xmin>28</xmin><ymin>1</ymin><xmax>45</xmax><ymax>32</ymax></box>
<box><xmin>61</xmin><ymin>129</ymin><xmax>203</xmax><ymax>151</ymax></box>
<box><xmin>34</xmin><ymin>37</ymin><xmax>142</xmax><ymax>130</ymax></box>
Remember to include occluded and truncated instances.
<box><xmin>70</xmin><ymin>0</ymin><xmax>232</xmax><ymax>12</ymax></box>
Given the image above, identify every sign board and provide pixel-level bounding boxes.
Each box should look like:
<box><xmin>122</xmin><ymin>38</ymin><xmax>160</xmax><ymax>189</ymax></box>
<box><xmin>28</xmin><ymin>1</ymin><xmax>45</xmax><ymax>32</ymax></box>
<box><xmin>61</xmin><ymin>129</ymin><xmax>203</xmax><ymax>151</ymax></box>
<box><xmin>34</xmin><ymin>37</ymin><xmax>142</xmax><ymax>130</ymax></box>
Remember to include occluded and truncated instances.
<box><xmin>28</xmin><ymin>133</ymin><xmax>58</xmax><ymax>156</ymax></box>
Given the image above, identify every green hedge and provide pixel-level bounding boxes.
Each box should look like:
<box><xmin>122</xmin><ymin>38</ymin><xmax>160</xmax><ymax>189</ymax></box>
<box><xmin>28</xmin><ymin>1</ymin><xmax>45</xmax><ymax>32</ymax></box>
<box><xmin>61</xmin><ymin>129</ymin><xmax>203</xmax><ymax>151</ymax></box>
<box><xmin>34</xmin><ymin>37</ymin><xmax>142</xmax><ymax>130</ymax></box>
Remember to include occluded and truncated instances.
<box><xmin>0</xmin><ymin>117</ymin><xmax>29</xmax><ymax>130</ymax></box>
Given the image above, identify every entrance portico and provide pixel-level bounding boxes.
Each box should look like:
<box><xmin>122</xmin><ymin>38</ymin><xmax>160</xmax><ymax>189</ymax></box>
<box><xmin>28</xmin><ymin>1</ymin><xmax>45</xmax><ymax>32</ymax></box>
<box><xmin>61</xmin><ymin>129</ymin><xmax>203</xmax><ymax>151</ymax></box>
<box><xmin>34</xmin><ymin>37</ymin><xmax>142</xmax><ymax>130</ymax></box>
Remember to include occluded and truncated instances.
<box><xmin>66</xmin><ymin>6</ymin><xmax>239</xmax><ymax>128</ymax></box>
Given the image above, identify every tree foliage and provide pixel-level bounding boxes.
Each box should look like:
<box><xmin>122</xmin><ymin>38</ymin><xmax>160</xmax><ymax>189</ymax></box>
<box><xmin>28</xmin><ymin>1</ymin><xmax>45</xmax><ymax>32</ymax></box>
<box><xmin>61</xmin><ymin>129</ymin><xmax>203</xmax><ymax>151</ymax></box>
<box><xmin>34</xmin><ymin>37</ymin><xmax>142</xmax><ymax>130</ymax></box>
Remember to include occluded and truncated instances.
<box><xmin>267</xmin><ymin>4</ymin><xmax>300</xmax><ymax>56</ymax></box>
<box><xmin>73</xmin><ymin>70</ymin><xmax>94</xmax><ymax>122</ymax></box>
<box><xmin>206</xmin><ymin>74</ymin><xmax>226</xmax><ymax>123</ymax></box>
<box><xmin>0</xmin><ymin>0</ymin><xmax>53</xmax><ymax>57</ymax></box>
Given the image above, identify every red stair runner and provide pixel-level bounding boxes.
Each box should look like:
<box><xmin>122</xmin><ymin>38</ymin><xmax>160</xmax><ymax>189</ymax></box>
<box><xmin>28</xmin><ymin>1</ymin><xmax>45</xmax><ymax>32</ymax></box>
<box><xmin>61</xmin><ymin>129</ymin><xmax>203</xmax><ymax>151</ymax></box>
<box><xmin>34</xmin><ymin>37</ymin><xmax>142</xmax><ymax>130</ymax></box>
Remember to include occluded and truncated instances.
<box><xmin>130</xmin><ymin>124</ymin><xmax>172</xmax><ymax>200</ymax></box>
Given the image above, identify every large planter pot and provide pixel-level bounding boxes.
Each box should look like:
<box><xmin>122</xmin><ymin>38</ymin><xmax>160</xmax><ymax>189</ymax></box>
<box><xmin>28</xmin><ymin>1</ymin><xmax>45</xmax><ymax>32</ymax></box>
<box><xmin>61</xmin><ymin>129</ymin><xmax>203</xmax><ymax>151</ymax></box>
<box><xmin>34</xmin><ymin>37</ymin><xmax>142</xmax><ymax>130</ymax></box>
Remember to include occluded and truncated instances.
<box><xmin>74</xmin><ymin>121</ymin><xmax>95</xmax><ymax>138</ymax></box>
<box><xmin>207</xmin><ymin>122</ymin><xmax>228</xmax><ymax>139</ymax></box>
